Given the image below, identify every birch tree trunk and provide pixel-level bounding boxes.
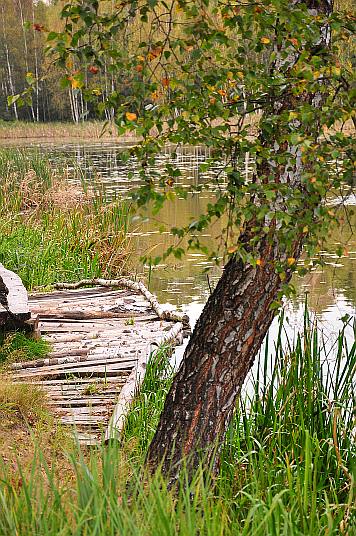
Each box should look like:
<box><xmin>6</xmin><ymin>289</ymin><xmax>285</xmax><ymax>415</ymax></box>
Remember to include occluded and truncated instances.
<box><xmin>1</xmin><ymin>5</ymin><xmax>18</xmax><ymax>120</ymax></box>
<box><xmin>32</xmin><ymin>2</ymin><xmax>40</xmax><ymax>122</ymax></box>
<box><xmin>17</xmin><ymin>0</ymin><xmax>35</xmax><ymax>121</ymax></box>
<box><xmin>146</xmin><ymin>0</ymin><xmax>333</xmax><ymax>483</ymax></box>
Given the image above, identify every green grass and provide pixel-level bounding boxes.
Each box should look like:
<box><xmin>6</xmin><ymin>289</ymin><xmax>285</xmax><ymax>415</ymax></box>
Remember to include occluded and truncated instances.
<box><xmin>0</xmin><ymin>315</ymin><xmax>354</xmax><ymax>535</ymax></box>
<box><xmin>0</xmin><ymin>380</ymin><xmax>47</xmax><ymax>423</ymax></box>
<box><xmin>0</xmin><ymin>148</ymin><xmax>131</xmax><ymax>289</ymax></box>
<box><xmin>0</xmin><ymin>332</ymin><xmax>51</xmax><ymax>366</ymax></box>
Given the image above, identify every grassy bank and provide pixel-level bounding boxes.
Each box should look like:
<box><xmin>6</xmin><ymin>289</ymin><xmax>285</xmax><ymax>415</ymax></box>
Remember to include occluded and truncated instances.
<box><xmin>0</xmin><ymin>318</ymin><xmax>354</xmax><ymax>535</ymax></box>
<box><xmin>0</xmin><ymin>121</ymin><xmax>139</xmax><ymax>140</ymax></box>
<box><xmin>0</xmin><ymin>119</ymin><xmax>353</xmax><ymax>143</ymax></box>
<box><xmin>0</xmin><ymin>148</ymin><xmax>131</xmax><ymax>289</ymax></box>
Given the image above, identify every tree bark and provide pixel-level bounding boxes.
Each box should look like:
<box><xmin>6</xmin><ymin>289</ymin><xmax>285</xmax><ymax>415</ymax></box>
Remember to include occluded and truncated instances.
<box><xmin>146</xmin><ymin>0</ymin><xmax>333</xmax><ymax>483</ymax></box>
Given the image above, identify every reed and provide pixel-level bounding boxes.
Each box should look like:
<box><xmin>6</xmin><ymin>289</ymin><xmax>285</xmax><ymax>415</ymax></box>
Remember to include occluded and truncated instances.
<box><xmin>0</xmin><ymin>120</ymin><xmax>134</xmax><ymax>140</ymax></box>
<box><xmin>0</xmin><ymin>316</ymin><xmax>354</xmax><ymax>535</ymax></box>
<box><xmin>0</xmin><ymin>148</ymin><xmax>132</xmax><ymax>289</ymax></box>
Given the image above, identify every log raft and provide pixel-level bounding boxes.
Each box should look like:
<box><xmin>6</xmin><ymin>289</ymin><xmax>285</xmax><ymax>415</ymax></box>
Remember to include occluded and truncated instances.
<box><xmin>6</xmin><ymin>277</ymin><xmax>189</xmax><ymax>445</ymax></box>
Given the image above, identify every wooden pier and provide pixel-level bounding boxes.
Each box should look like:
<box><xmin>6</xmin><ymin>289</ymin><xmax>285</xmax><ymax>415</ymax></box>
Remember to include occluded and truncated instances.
<box><xmin>5</xmin><ymin>277</ymin><xmax>188</xmax><ymax>445</ymax></box>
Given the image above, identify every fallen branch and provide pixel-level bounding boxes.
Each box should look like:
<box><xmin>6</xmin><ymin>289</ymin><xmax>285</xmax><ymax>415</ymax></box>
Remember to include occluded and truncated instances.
<box><xmin>54</xmin><ymin>278</ymin><xmax>189</xmax><ymax>326</ymax></box>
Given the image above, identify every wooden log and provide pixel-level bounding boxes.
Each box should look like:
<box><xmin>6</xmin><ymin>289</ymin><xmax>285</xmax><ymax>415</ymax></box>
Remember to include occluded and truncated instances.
<box><xmin>13</xmin><ymin>365</ymin><xmax>135</xmax><ymax>381</ymax></box>
<box><xmin>48</xmin><ymin>396</ymin><xmax>119</xmax><ymax>406</ymax></box>
<box><xmin>105</xmin><ymin>322</ymin><xmax>183</xmax><ymax>442</ymax></box>
<box><xmin>10</xmin><ymin>353</ymin><xmax>139</xmax><ymax>371</ymax></box>
<box><xmin>16</xmin><ymin>376</ymin><xmax>128</xmax><ymax>387</ymax></box>
<box><xmin>36</xmin><ymin>311</ymin><xmax>155</xmax><ymax>320</ymax></box>
<box><xmin>0</xmin><ymin>263</ymin><xmax>32</xmax><ymax>330</ymax></box>
<box><xmin>54</xmin><ymin>278</ymin><xmax>190</xmax><ymax>325</ymax></box>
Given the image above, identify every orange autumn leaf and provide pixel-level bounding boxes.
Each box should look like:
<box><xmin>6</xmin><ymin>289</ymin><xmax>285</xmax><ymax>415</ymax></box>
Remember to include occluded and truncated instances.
<box><xmin>162</xmin><ymin>77</ymin><xmax>170</xmax><ymax>88</ymax></box>
<box><xmin>69</xmin><ymin>77</ymin><xmax>81</xmax><ymax>89</ymax></box>
<box><xmin>125</xmin><ymin>112</ymin><xmax>137</xmax><ymax>121</ymax></box>
<box><xmin>260</xmin><ymin>37</ymin><xmax>270</xmax><ymax>44</ymax></box>
<box><xmin>88</xmin><ymin>66</ymin><xmax>99</xmax><ymax>74</ymax></box>
<box><xmin>148</xmin><ymin>47</ymin><xmax>163</xmax><ymax>61</ymax></box>
<box><xmin>287</xmin><ymin>257</ymin><xmax>296</xmax><ymax>266</ymax></box>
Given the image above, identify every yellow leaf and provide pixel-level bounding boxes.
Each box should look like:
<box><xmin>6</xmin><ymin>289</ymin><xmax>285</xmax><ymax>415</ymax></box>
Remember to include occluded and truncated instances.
<box><xmin>261</xmin><ymin>37</ymin><xmax>270</xmax><ymax>44</ymax></box>
<box><xmin>227</xmin><ymin>71</ymin><xmax>234</xmax><ymax>80</ymax></box>
<box><xmin>256</xmin><ymin>259</ymin><xmax>263</xmax><ymax>266</ymax></box>
<box><xmin>289</xmin><ymin>111</ymin><xmax>298</xmax><ymax>120</ymax></box>
<box><xmin>287</xmin><ymin>257</ymin><xmax>296</xmax><ymax>266</ymax></box>
<box><xmin>303</xmin><ymin>226</ymin><xmax>309</xmax><ymax>233</ymax></box>
<box><xmin>70</xmin><ymin>78</ymin><xmax>81</xmax><ymax>89</ymax></box>
<box><xmin>125</xmin><ymin>112</ymin><xmax>137</xmax><ymax>121</ymax></box>
<box><xmin>227</xmin><ymin>246</ymin><xmax>238</xmax><ymax>254</ymax></box>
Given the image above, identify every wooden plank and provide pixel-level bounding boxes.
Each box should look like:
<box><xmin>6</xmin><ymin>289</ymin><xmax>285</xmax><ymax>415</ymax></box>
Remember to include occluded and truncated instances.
<box><xmin>48</xmin><ymin>397</ymin><xmax>118</xmax><ymax>406</ymax></box>
<box><xmin>58</xmin><ymin>406</ymin><xmax>112</xmax><ymax>416</ymax></box>
<box><xmin>16</xmin><ymin>376</ymin><xmax>128</xmax><ymax>386</ymax></box>
<box><xmin>36</xmin><ymin>309</ymin><xmax>151</xmax><ymax>322</ymax></box>
<box><xmin>12</xmin><ymin>354</ymin><xmax>139</xmax><ymax>374</ymax></box>
<box><xmin>60</xmin><ymin>416</ymin><xmax>107</xmax><ymax>424</ymax></box>
<box><xmin>29</xmin><ymin>288</ymin><xmax>131</xmax><ymax>301</ymax></box>
<box><xmin>14</xmin><ymin>364</ymin><xmax>135</xmax><ymax>381</ymax></box>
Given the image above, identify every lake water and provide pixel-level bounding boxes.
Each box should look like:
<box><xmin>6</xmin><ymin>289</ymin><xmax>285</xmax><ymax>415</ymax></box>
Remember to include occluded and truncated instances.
<box><xmin>4</xmin><ymin>139</ymin><xmax>355</xmax><ymax>357</ymax></box>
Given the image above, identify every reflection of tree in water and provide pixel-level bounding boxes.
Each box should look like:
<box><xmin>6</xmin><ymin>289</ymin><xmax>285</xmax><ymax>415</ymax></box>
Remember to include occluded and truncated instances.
<box><xmin>292</xmin><ymin>207</ymin><xmax>355</xmax><ymax>316</ymax></box>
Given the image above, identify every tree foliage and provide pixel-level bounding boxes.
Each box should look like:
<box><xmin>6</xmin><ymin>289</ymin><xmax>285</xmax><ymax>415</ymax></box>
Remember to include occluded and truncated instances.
<box><xmin>43</xmin><ymin>0</ymin><xmax>355</xmax><ymax>298</ymax></box>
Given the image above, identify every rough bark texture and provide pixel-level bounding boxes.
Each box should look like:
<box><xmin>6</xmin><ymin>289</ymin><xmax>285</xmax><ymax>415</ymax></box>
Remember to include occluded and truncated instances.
<box><xmin>146</xmin><ymin>0</ymin><xmax>332</xmax><ymax>482</ymax></box>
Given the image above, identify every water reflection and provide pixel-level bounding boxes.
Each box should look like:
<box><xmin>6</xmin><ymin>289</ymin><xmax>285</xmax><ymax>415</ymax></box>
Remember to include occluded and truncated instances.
<box><xmin>3</xmin><ymin>139</ymin><xmax>355</xmax><ymax>347</ymax></box>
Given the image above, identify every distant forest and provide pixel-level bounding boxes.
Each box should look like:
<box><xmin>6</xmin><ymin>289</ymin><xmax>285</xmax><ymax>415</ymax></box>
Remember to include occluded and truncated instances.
<box><xmin>0</xmin><ymin>0</ymin><xmax>117</xmax><ymax>123</ymax></box>
<box><xmin>1</xmin><ymin>0</ymin><xmax>354</xmax><ymax>123</ymax></box>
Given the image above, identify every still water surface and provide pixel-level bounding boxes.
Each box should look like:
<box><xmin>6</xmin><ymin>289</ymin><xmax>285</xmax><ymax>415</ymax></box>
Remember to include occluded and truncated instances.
<box><xmin>6</xmin><ymin>139</ymin><xmax>356</xmax><ymax>355</ymax></box>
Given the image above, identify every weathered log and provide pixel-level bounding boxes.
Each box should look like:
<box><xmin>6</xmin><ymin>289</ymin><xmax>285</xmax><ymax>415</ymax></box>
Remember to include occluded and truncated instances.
<box><xmin>36</xmin><ymin>310</ymin><xmax>154</xmax><ymax>320</ymax></box>
<box><xmin>105</xmin><ymin>321</ymin><xmax>184</xmax><ymax>442</ymax></box>
<box><xmin>54</xmin><ymin>278</ymin><xmax>190</xmax><ymax>325</ymax></box>
<box><xmin>0</xmin><ymin>263</ymin><xmax>32</xmax><ymax>331</ymax></box>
